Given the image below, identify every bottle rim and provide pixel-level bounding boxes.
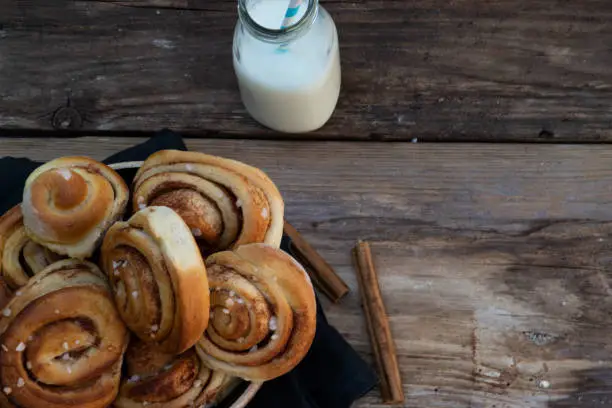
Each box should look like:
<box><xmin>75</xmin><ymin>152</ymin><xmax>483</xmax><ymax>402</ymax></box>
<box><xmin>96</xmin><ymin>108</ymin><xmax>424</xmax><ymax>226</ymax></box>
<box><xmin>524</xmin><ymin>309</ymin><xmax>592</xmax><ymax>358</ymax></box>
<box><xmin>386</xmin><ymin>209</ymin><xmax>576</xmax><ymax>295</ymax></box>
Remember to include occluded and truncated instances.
<box><xmin>237</xmin><ymin>0</ymin><xmax>319</xmax><ymax>43</ymax></box>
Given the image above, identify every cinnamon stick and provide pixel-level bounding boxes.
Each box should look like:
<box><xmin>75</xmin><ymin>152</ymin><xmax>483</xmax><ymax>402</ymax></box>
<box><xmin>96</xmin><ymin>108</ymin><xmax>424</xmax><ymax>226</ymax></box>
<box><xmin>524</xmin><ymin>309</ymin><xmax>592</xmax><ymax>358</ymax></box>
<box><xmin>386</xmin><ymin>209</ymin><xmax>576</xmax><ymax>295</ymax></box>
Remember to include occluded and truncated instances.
<box><xmin>283</xmin><ymin>221</ymin><xmax>349</xmax><ymax>303</ymax></box>
<box><xmin>352</xmin><ymin>241</ymin><xmax>404</xmax><ymax>405</ymax></box>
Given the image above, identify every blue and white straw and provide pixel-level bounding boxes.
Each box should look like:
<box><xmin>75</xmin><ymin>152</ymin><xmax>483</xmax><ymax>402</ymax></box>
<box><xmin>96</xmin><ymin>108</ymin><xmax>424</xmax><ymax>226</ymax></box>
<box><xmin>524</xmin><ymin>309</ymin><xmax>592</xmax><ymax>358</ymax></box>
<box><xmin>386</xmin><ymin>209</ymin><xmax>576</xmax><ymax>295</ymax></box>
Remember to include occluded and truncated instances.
<box><xmin>281</xmin><ymin>0</ymin><xmax>304</xmax><ymax>29</ymax></box>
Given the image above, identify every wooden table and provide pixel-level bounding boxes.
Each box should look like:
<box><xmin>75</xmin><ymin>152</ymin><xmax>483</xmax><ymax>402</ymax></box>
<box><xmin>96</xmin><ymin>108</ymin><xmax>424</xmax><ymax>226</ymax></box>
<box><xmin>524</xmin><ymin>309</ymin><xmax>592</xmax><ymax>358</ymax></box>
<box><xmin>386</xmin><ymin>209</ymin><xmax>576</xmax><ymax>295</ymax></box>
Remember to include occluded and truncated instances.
<box><xmin>2</xmin><ymin>137</ymin><xmax>612</xmax><ymax>407</ymax></box>
<box><xmin>2</xmin><ymin>0</ymin><xmax>612</xmax><ymax>141</ymax></box>
<box><xmin>3</xmin><ymin>0</ymin><xmax>612</xmax><ymax>406</ymax></box>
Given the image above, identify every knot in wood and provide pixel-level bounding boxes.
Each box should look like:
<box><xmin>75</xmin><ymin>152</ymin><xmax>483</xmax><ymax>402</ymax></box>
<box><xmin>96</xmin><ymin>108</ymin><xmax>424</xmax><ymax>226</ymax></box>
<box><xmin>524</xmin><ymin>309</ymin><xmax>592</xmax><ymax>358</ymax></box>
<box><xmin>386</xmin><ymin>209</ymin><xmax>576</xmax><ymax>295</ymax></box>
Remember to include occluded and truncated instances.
<box><xmin>52</xmin><ymin>107</ymin><xmax>83</xmax><ymax>130</ymax></box>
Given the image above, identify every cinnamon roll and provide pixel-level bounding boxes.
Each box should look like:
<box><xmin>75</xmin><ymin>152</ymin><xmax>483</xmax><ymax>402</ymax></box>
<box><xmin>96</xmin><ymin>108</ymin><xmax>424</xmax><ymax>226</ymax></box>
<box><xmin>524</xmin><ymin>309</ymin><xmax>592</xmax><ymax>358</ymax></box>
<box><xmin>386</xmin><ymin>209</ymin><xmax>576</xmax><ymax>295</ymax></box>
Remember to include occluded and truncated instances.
<box><xmin>101</xmin><ymin>206</ymin><xmax>209</xmax><ymax>355</ymax></box>
<box><xmin>22</xmin><ymin>156</ymin><xmax>129</xmax><ymax>259</ymax></box>
<box><xmin>0</xmin><ymin>259</ymin><xmax>129</xmax><ymax>408</ymax></box>
<box><xmin>0</xmin><ymin>205</ymin><xmax>61</xmax><ymax>290</ymax></box>
<box><xmin>114</xmin><ymin>339</ymin><xmax>234</xmax><ymax>408</ymax></box>
<box><xmin>0</xmin><ymin>278</ymin><xmax>11</xmax><ymax>311</ymax></box>
<box><xmin>196</xmin><ymin>244</ymin><xmax>316</xmax><ymax>381</ymax></box>
<box><xmin>132</xmin><ymin>150</ymin><xmax>284</xmax><ymax>255</ymax></box>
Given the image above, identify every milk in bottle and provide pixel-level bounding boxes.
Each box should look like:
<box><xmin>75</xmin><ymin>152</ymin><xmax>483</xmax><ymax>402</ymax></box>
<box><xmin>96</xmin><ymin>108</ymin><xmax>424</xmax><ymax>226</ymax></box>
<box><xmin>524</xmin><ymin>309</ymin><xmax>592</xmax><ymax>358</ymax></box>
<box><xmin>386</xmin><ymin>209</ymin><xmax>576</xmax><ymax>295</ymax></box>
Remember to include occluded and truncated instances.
<box><xmin>233</xmin><ymin>0</ymin><xmax>341</xmax><ymax>133</ymax></box>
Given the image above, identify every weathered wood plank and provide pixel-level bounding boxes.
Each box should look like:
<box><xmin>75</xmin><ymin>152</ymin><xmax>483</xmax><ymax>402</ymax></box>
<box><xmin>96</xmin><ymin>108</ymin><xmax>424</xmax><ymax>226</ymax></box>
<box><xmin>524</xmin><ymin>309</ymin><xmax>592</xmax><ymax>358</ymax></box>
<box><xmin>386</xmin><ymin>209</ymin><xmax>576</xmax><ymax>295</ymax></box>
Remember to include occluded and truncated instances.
<box><xmin>1</xmin><ymin>1</ymin><xmax>612</xmax><ymax>141</ymax></box>
<box><xmin>2</xmin><ymin>138</ymin><xmax>612</xmax><ymax>406</ymax></box>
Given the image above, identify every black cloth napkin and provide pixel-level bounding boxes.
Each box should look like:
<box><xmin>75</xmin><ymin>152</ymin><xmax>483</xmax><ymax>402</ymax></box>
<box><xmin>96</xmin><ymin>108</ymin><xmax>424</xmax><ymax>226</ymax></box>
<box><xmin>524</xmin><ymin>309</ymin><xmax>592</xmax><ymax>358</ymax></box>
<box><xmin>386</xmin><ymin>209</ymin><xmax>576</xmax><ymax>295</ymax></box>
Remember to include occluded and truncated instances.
<box><xmin>0</xmin><ymin>130</ymin><xmax>377</xmax><ymax>408</ymax></box>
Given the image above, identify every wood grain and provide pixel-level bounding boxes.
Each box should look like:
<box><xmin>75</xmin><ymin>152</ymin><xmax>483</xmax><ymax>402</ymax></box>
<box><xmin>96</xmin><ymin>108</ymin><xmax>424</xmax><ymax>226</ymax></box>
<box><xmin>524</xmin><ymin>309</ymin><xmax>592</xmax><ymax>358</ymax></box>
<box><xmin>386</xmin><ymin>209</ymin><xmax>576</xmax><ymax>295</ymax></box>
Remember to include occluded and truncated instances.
<box><xmin>2</xmin><ymin>1</ymin><xmax>612</xmax><ymax>141</ymax></box>
<box><xmin>2</xmin><ymin>137</ymin><xmax>612</xmax><ymax>406</ymax></box>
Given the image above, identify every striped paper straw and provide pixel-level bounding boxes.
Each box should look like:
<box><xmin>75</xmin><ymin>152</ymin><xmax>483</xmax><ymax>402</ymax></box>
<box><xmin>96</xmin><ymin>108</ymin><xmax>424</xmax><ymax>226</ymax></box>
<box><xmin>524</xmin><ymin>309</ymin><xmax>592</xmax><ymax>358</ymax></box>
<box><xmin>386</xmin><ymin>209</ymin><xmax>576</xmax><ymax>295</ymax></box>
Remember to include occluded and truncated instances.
<box><xmin>281</xmin><ymin>0</ymin><xmax>304</xmax><ymax>29</ymax></box>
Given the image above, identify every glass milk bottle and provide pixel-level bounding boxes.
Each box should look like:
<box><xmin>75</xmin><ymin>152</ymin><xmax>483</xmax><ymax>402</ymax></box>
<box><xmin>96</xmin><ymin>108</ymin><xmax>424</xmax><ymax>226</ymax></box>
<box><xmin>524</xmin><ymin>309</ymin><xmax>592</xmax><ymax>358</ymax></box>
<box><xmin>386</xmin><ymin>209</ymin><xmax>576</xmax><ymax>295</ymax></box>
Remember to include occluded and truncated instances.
<box><xmin>233</xmin><ymin>0</ymin><xmax>341</xmax><ymax>133</ymax></box>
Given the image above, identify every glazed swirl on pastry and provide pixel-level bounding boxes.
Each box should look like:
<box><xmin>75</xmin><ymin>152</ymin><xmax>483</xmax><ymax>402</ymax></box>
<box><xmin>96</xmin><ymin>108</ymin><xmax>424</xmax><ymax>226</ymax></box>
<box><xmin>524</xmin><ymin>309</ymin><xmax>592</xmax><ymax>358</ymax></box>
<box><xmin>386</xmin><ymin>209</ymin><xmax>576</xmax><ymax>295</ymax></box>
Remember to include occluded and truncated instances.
<box><xmin>196</xmin><ymin>244</ymin><xmax>316</xmax><ymax>381</ymax></box>
<box><xmin>101</xmin><ymin>206</ymin><xmax>209</xmax><ymax>354</ymax></box>
<box><xmin>132</xmin><ymin>150</ymin><xmax>284</xmax><ymax>254</ymax></box>
<box><xmin>114</xmin><ymin>339</ymin><xmax>233</xmax><ymax>408</ymax></box>
<box><xmin>0</xmin><ymin>259</ymin><xmax>128</xmax><ymax>408</ymax></box>
<box><xmin>22</xmin><ymin>156</ymin><xmax>128</xmax><ymax>259</ymax></box>
<box><xmin>0</xmin><ymin>205</ymin><xmax>61</xmax><ymax>290</ymax></box>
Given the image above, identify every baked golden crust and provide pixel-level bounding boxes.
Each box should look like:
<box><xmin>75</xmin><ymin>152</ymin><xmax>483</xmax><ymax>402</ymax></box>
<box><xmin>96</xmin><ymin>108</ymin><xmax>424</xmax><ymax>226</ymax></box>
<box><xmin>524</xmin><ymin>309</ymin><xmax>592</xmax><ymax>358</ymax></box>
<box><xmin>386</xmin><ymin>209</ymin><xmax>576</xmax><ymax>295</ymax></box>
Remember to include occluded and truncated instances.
<box><xmin>101</xmin><ymin>206</ymin><xmax>210</xmax><ymax>355</ymax></box>
<box><xmin>132</xmin><ymin>150</ymin><xmax>284</xmax><ymax>254</ymax></box>
<box><xmin>0</xmin><ymin>205</ymin><xmax>61</xmax><ymax>290</ymax></box>
<box><xmin>22</xmin><ymin>156</ymin><xmax>128</xmax><ymax>259</ymax></box>
<box><xmin>197</xmin><ymin>243</ymin><xmax>316</xmax><ymax>381</ymax></box>
<box><xmin>114</xmin><ymin>340</ymin><xmax>232</xmax><ymax>408</ymax></box>
<box><xmin>0</xmin><ymin>259</ymin><xmax>128</xmax><ymax>408</ymax></box>
<box><xmin>0</xmin><ymin>149</ymin><xmax>310</xmax><ymax>406</ymax></box>
<box><xmin>0</xmin><ymin>278</ymin><xmax>11</xmax><ymax>311</ymax></box>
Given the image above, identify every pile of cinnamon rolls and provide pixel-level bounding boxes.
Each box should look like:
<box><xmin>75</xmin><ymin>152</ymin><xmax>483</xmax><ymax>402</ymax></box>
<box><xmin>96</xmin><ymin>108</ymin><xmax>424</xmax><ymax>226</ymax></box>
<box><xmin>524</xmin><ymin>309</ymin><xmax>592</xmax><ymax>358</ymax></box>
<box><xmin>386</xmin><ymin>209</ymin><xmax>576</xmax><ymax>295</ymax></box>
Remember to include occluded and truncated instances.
<box><xmin>0</xmin><ymin>150</ymin><xmax>316</xmax><ymax>408</ymax></box>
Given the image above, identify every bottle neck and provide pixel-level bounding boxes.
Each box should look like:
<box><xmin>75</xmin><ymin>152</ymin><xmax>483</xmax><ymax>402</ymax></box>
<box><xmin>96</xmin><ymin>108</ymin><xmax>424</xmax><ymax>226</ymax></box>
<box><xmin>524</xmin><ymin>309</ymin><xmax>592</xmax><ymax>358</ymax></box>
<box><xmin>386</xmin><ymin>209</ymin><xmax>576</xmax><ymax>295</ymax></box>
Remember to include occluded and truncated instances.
<box><xmin>238</xmin><ymin>0</ymin><xmax>319</xmax><ymax>43</ymax></box>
